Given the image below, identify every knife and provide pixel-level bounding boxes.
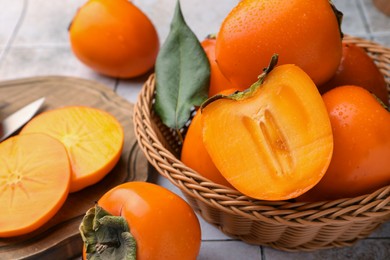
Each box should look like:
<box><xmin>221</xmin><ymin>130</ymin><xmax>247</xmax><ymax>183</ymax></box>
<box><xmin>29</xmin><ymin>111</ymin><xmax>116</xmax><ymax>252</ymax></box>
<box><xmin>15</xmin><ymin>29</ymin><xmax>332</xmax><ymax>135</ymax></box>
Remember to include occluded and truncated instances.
<box><xmin>0</xmin><ymin>97</ymin><xmax>45</xmax><ymax>142</ymax></box>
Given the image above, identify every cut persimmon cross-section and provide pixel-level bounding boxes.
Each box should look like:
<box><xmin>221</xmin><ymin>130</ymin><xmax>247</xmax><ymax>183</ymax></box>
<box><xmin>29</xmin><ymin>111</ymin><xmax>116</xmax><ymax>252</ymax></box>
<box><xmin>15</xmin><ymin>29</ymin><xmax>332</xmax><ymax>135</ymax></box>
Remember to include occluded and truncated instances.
<box><xmin>0</xmin><ymin>133</ymin><xmax>71</xmax><ymax>237</ymax></box>
<box><xmin>201</xmin><ymin>56</ymin><xmax>334</xmax><ymax>200</ymax></box>
<box><xmin>21</xmin><ymin>106</ymin><xmax>124</xmax><ymax>192</ymax></box>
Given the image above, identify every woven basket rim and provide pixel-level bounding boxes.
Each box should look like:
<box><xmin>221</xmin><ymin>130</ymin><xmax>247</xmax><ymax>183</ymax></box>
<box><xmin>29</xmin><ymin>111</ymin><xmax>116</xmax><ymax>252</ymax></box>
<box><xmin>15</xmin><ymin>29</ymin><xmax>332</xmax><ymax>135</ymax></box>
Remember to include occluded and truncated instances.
<box><xmin>133</xmin><ymin>35</ymin><xmax>390</xmax><ymax>227</ymax></box>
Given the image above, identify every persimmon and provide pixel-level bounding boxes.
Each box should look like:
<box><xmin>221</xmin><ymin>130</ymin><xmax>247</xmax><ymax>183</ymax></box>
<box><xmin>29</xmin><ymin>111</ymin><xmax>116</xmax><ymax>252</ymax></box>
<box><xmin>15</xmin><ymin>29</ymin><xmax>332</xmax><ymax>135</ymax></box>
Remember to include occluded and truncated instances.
<box><xmin>215</xmin><ymin>0</ymin><xmax>343</xmax><ymax>89</ymax></box>
<box><xmin>80</xmin><ymin>182</ymin><xmax>201</xmax><ymax>259</ymax></box>
<box><xmin>201</xmin><ymin>36</ymin><xmax>236</xmax><ymax>96</ymax></box>
<box><xmin>319</xmin><ymin>42</ymin><xmax>389</xmax><ymax>105</ymax></box>
<box><xmin>0</xmin><ymin>133</ymin><xmax>71</xmax><ymax>237</ymax></box>
<box><xmin>20</xmin><ymin>106</ymin><xmax>124</xmax><ymax>192</ymax></box>
<box><xmin>181</xmin><ymin>89</ymin><xmax>236</xmax><ymax>188</ymax></box>
<box><xmin>69</xmin><ymin>0</ymin><xmax>159</xmax><ymax>78</ymax></box>
<box><xmin>299</xmin><ymin>85</ymin><xmax>390</xmax><ymax>201</ymax></box>
<box><xmin>201</xmin><ymin>56</ymin><xmax>333</xmax><ymax>200</ymax></box>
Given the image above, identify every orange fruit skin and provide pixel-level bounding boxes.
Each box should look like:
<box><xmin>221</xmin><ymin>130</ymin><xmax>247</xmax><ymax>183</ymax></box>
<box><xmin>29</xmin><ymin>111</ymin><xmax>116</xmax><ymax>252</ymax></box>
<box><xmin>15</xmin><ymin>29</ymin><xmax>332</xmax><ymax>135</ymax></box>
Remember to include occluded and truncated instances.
<box><xmin>319</xmin><ymin>42</ymin><xmax>389</xmax><ymax>105</ymax></box>
<box><xmin>299</xmin><ymin>85</ymin><xmax>390</xmax><ymax>201</ymax></box>
<box><xmin>20</xmin><ymin>106</ymin><xmax>124</xmax><ymax>193</ymax></box>
<box><xmin>216</xmin><ymin>0</ymin><xmax>342</xmax><ymax>89</ymax></box>
<box><xmin>181</xmin><ymin>109</ymin><xmax>234</xmax><ymax>188</ymax></box>
<box><xmin>0</xmin><ymin>133</ymin><xmax>71</xmax><ymax>237</ymax></box>
<box><xmin>97</xmin><ymin>182</ymin><xmax>201</xmax><ymax>260</ymax></box>
<box><xmin>201</xmin><ymin>37</ymin><xmax>236</xmax><ymax>96</ymax></box>
<box><xmin>69</xmin><ymin>0</ymin><xmax>159</xmax><ymax>78</ymax></box>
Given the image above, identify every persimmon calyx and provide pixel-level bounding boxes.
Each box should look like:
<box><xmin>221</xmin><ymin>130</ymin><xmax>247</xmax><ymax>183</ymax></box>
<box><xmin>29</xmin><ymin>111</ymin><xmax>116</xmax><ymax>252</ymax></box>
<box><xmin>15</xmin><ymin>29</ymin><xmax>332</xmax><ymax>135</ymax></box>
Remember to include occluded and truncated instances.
<box><xmin>205</xmin><ymin>33</ymin><xmax>217</xmax><ymax>40</ymax></box>
<box><xmin>201</xmin><ymin>54</ymin><xmax>279</xmax><ymax>111</ymax></box>
<box><xmin>80</xmin><ymin>204</ymin><xmax>136</xmax><ymax>260</ymax></box>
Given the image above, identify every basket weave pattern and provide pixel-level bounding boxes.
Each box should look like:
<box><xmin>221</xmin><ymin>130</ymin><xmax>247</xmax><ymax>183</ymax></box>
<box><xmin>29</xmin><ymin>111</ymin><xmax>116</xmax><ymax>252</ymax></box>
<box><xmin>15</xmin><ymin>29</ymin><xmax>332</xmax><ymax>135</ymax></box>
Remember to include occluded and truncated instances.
<box><xmin>133</xmin><ymin>36</ymin><xmax>390</xmax><ymax>251</ymax></box>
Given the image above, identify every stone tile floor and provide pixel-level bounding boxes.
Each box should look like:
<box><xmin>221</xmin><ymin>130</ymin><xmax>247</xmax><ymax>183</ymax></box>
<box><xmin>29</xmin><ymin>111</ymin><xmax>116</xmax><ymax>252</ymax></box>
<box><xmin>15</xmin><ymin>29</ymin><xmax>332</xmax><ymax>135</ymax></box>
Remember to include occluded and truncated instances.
<box><xmin>0</xmin><ymin>0</ymin><xmax>389</xmax><ymax>259</ymax></box>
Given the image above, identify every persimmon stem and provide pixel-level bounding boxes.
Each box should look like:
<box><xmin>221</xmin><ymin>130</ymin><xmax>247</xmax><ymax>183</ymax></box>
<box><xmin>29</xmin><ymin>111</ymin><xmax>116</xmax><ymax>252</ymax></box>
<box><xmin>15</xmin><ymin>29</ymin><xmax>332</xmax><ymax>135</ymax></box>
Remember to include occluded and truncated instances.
<box><xmin>250</xmin><ymin>53</ymin><xmax>279</xmax><ymax>89</ymax></box>
<box><xmin>205</xmin><ymin>33</ymin><xmax>217</xmax><ymax>40</ymax></box>
<box><xmin>200</xmin><ymin>54</ymin><xmax>279</xmax><ymax>111</ymax></box>
<box><xmin>229</xmin><ymin>54</ymin><xmax>279</xmax><ymax>99</ymax></box>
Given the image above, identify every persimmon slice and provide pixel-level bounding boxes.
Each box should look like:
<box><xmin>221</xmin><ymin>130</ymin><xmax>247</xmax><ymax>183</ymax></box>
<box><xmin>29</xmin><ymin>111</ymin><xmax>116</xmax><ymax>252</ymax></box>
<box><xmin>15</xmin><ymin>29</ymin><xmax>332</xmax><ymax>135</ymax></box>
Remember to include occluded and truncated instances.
<box><xmin>201</xmin><ymin>60</ymin><xmax>333</xmax><ymax>200</ymax></box>
<box><xmin>0</xmin><ymin>133</ymin><xmax>71</xmax><ymax>237</ymax></box>
<box><xmin>21</xmin><ymin>106</ymin><xmax>124</xmax><ymax>192</ymax></box>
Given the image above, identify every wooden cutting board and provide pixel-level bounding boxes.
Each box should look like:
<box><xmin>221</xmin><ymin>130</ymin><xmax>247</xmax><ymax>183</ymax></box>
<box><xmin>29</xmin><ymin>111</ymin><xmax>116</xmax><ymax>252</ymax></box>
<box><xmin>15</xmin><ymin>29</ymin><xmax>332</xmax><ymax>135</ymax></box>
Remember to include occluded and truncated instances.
<box><xmin>0</xmin><ymin>76</ymin><xmax>149</xmax><ymax>259</ymax></box>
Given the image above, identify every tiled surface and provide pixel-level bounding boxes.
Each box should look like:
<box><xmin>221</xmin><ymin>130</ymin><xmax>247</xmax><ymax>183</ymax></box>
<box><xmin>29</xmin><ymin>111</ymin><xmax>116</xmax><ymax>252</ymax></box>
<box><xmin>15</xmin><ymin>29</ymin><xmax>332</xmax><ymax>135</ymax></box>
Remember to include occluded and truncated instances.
<box><xmin>0</xmin><ymin>0</ymin><xmax>389</xmax><ymax>259</ymax></box>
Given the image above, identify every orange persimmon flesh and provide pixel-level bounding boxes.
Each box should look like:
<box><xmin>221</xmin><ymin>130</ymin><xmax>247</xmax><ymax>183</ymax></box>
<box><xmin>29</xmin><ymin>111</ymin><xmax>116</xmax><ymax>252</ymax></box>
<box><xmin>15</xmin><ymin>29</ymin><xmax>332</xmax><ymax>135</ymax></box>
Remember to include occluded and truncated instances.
<box><xmin>201</xmin><ymin>64</ymin><xmax>333</xmax><ymax>200</ymax></box>
<box><xmin>0</xmin><ymin>133</ymin><xmax>71</xmax><ymax>237</ymax></box>
<box><xmin>21</xmin><ymin>106</ymin><xmax>124</xmax><ymax>193</ymax></box>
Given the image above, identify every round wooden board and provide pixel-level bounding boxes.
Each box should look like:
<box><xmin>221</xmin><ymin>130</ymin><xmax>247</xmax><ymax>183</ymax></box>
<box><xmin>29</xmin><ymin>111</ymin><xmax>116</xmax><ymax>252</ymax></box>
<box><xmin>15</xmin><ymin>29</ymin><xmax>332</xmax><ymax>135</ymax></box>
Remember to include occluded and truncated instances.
<box><xmin>0</xmin><ymin>76</ymin><xmax>148</xmax><ymax>259</ymax></box>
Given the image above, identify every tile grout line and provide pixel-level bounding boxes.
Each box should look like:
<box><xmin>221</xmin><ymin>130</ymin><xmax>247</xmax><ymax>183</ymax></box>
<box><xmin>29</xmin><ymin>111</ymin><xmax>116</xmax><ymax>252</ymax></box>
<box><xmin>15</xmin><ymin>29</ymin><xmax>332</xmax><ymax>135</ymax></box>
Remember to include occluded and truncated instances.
<box><xmin>4</xmin><ymin>43</ymin><xmax>71</xmax><ymax>48</ymax></box>
<box><xmin>260</xmin><ymin>245</ymin><xmax>265</xmax><ymax>260</ymax></box>
<box><xmin>200</xmin><ymin>239</ymin><xmax>240</xmax><ymax>242</ymax></box>
<box><xmin>0</xmin><ymin>0</ymin><xmax>28</xmax><ymax>65</ymax></box>
<box><xmin>356</xmin><ymin>0</ymin><xmax>374</xmax><ymax>40</ymax></box>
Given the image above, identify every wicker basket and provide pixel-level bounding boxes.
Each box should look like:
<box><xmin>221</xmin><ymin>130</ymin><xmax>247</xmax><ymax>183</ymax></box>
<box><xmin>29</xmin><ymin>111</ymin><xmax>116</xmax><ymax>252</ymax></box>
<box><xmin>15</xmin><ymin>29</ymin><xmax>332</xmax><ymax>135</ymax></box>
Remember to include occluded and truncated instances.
<box><xmin>133</xmin><ymin>35</ymin><xmax>390</xmax><ymax>252</ymax></box>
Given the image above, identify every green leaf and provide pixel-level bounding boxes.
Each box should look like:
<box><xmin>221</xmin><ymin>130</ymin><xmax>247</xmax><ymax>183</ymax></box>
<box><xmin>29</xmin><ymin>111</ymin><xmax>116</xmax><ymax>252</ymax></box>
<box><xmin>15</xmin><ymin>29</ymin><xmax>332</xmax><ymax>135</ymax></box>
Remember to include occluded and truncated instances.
<box><xmin>79</xmin><ymin>204</ymin><xmax>136</xmax><ymax>260</ymax></box>
<box><xmin>154</xmin><ymin>0</ymin><xmax>210</xmax><ymax>130</ymax></box>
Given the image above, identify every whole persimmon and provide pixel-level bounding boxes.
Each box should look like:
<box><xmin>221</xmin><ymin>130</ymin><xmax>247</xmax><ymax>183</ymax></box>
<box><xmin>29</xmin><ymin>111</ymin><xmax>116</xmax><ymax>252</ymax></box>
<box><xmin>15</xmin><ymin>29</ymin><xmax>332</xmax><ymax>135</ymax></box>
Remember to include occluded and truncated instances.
<box><xmin>181</xmin><ymin>89</ymin><xmax>236</xmax><ymax>188</ymax></box>
<box><xmin>319</xmin><ymin>42</ymin><xmax>389</xmax><ymax>105</ymax></box>
<box><xmin>299</xmin><ymin>85</ymin><xmax>390</xmax><ymax>201</ymax></box>
<box><xmin>201</xmin><ymin>36</ymin><xmax>236</xmax><ymax>97</ymax></box>
<box><xmin>215</xmin><ymin>0</ymin><xmax>343</xmax><ymax>89</ymax></box>
<box><xmin>69</xmin><ymin>0</ymin><xmax>159</xmax><ymax>78</ymax></box>
<box><xmin>80</xmin><ymin>182</ymin><xmax>201</xmax><ymax>260</ymax></box>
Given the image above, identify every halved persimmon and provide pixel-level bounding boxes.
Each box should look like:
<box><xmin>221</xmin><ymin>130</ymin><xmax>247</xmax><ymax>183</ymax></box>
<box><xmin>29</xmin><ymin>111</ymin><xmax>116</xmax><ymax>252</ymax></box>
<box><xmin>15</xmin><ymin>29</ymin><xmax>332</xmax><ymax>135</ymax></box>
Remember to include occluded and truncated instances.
<box><xmin>21</xmin><ymin>106</ymin><xmax>124</xmax><ymax>192</ymax></box>
<box><xmin>0</xmin><ymin>133</ymin><xmax>71</xmax><ymax>237</ymax></box>
<box><xmin>201</xmin><ymin>56</ymin><xmax>333</xmax><ymax>200</ymax></box>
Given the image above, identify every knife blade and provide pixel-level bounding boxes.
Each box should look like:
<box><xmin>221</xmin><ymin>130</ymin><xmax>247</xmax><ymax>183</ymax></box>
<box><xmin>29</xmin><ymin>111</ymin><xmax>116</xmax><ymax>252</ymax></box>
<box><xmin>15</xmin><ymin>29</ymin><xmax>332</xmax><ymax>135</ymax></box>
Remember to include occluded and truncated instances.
<box><xmin>0</xmin><ymin>97</ymin><xmax>45</xmax><ymax>142</ymax></box>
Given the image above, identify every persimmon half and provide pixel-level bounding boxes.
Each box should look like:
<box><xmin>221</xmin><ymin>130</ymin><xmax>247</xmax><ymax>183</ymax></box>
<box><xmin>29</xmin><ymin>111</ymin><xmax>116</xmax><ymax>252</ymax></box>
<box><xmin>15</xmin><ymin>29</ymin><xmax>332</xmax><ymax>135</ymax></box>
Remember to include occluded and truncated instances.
<box><xmin>215</xmin><ymin>0</ymin><xmax>343</xmax><ymax>89</ymax></box>
<box><xmin>0</xmin><ymin>133</ymin><xmax>71</xmax><ymax>237</ymax></box>
<box><xmin>69</xmin><ymin>0</ymin><xmax>159</xmax><ymax>78</ymax></box>
<box><xmin>20</xmin><ymin>106</ymin><xmax>124</xmax><ymax>192</ymax></box>
<box><xmin>201</xmin><ymin>56</ymin><xmax>333</xmax><ymax>200</ymax></box>
<box><xmin>319</xmin><ymin>42</ymin><xmax>389</xmax><ymax>105</ymax></box>
<box><xmin>299</xmin><ymin>85</ymin><xmax>390</xmax><ymax>201</ymax></box>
